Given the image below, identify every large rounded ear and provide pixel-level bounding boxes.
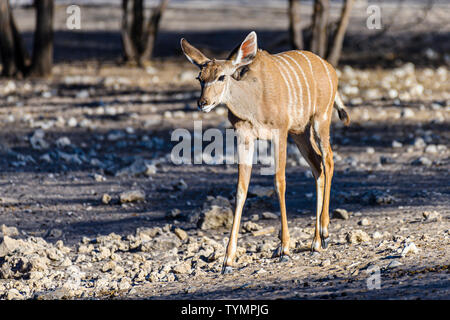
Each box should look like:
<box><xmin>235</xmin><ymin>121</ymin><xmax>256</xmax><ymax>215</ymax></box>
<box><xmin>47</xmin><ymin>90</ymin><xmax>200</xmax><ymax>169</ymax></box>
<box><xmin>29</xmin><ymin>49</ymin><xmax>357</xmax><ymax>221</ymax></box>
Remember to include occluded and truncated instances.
<box><xmin>231</xmin><ymin>31</ymin><xmax>258</xmax><ymax>67</ymax></box>
<box><xmin>180</xmin><ymin>38</ymin><xmax>210</xmax><ymax>68</ymax></box>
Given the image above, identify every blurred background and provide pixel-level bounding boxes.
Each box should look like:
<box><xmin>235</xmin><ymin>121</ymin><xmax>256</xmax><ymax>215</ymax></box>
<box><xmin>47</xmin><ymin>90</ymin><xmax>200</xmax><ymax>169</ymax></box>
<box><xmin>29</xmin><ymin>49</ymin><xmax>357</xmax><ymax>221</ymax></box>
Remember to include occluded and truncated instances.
<box><xmin>2</xmin><ymin>0</ymin><xmax>450</xmax><ymax>74</ymax></box>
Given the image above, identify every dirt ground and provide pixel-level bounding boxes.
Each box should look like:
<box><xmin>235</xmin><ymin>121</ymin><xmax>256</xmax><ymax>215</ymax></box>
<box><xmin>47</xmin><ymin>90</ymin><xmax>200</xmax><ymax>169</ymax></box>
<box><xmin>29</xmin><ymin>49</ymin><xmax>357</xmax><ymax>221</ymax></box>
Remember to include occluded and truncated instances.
<box><xmin>0</xmin><ymin>2</ymin><xmax>449</xmax><ymax>300</ymax></box>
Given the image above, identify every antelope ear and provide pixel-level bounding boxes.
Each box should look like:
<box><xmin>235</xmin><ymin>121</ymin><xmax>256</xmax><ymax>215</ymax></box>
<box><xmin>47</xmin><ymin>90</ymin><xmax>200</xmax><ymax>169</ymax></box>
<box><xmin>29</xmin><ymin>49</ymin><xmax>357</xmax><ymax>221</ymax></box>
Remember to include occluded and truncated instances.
<box><xmin>232</xmin><ymin>31</ymin><xmax>258</xmax><ymax>67</ymax></box>
<box><xmin>180</xmin><ymin>38</ymin><xmax>210</xmax><ymax>68</ymax></box>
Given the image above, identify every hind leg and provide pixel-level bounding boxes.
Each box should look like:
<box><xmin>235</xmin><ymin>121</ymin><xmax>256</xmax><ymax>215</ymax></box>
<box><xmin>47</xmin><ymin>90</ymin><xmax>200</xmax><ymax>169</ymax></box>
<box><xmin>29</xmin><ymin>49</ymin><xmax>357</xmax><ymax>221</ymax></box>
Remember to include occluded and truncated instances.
<box><xmin>291</xmin><ymin>126</ymin><xmax>325</xmax><ymax>252</ymax></box>
<box><xmin>312</xmin><ymin>120</ymin><xmax>334</xmax><ymax>249</ymax></box>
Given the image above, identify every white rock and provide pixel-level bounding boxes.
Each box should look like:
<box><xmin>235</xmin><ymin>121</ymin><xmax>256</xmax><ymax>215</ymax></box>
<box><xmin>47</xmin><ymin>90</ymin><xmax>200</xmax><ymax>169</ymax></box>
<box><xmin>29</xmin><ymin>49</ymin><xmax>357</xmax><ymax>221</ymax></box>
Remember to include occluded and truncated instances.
<box><xmin>400</xmin><ymin>242</ymin><xmax>419</xmax><ymax>256</ymax></box>
<box><xmin>67</xmin><ymin>117</ymin><xmax>78</xmax><ymax>127</ymax></box>
<box><xmin>387</xmin><ymin>260</ymin><xmax>403</xmax><ymax>269</ymax></box>
<box><xmin>30</xmin><ymin>129</ymin><xmax>49</xmax><ymax>150</ymax></box>
<box><xmin>422</xmin><ymin>211</ymin><xmax>441</xmax><ymax>222</ymax></box>
<box><xmin>119</xmin><ymin>190</ymin><xmax>146</xmax><ymax>203</ymax></box>
<box><xmin>358</xmin><ymin>218</ymin><xmax>371</xmax><ymax>226</ymax></box>
<box><xmin>56</xmin><ymin>136</ymin><xmax>71</xmax><ymax>148</ymax></box>
<box><xmin>248</xmin><ymin>185</ymin><xmax>274</xmax><ymax>197</ymax></box>
<box><xmin>401</xmin><ymin>108</ymin><xmax>415</xmax><ymax>118</ymax></box>
<box><xmin>424</xmin><ymin>144</ymin><xmax>438</xmax><ymax>154</ymax></box>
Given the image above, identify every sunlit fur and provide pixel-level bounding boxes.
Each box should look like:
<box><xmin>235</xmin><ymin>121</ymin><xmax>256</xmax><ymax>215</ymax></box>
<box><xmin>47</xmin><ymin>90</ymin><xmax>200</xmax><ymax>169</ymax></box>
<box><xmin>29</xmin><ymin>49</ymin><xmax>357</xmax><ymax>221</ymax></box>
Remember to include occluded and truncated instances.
<box><xmin>181</xmin><ymin>32</ymin><xmax>350</xmax><ymax>273</ymax></box>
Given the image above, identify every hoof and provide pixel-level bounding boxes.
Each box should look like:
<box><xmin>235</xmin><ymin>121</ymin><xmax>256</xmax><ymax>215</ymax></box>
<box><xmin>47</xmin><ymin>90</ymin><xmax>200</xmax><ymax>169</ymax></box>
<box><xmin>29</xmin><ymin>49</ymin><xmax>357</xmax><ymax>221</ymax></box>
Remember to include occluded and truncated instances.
<box><xmin>311</xmin><ymin>239</ymin><xmax>322</xmax><ymax>252</ymax></box>
<box><xmin>279</xmin><ymin>255</ymin><xmax>290</xmax><ymax>263</ymax></box>
<box><xmin>222</xmin><ymin>266</ymin><xmax>233</xmax><ymax>275</ymax></box>
<box><xmin>321</xmin><ymin>237</ymin><xmax>330</xmax><ymax>249</ymax></box>
<box><xmin>272</xmin><ymin>247</ymin><xmax>290</xmax><ymax>260</ymax></box>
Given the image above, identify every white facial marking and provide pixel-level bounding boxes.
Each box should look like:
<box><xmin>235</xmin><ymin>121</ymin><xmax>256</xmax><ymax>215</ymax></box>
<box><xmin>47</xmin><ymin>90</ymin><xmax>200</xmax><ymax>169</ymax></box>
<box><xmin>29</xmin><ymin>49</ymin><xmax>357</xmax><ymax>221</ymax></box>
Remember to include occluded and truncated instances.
<box><xmin>203</xmin><ymin>81</ymin><xmax>215</xmax><ymax>87</ymax></box>
<box><xmin>219</xmin><ymin>77</ymin><xmax>229</xmax><ymax>104</ymax></box>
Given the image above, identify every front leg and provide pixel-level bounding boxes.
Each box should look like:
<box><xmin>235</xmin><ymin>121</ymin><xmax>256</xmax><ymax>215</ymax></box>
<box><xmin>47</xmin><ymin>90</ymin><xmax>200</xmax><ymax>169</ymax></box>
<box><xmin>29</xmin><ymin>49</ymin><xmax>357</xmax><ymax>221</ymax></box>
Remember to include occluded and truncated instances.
<box><xmin>272</xmin><ymin>131</ymin><xmax>290</xmax><ymax>261</ymax></box>
<box><xmin>222</xmin><ymin>134</ymin><xmax>254</xmax><ymax>274</ymax></box>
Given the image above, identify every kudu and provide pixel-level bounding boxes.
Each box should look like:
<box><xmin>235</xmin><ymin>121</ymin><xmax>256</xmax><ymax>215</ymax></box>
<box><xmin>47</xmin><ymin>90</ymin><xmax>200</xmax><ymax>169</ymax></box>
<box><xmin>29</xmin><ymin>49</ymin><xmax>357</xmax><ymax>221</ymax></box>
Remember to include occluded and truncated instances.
<box><xmin>180</xmin><ymin>31</ymin><xmax>350</xmax><ymax>274</ymax></box>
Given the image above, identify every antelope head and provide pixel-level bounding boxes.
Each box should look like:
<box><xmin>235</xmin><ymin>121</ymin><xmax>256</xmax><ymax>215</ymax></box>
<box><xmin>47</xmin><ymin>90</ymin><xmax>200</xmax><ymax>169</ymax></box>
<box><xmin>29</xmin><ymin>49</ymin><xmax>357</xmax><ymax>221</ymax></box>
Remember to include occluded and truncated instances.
<box><xmin>180</xmin><ymin>31</ymin><xmax>258</xmax><ymax>113</ymax></box>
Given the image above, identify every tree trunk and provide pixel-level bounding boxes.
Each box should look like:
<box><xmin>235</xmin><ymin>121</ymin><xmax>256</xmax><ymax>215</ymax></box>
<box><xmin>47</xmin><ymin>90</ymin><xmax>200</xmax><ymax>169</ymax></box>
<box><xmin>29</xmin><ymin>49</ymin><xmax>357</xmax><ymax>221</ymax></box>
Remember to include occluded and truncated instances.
<box><xmin>131</xmin><ymin>0</ymin><xmax>144</xmax><ymax>55</ymax></box>
<box><xmin>139</xmin><ymin>0</ymin><xmax>169</xmax><ymax>64</ymax></box>
<box><xmin>327</xmin><ymin>0</ymin><xmax>355</xmax><ymax>66</ymax></box>
<box><xmin>288</xmin><ymin>0</ymin><xmax>303</xmax><ymax>50</ymax></box>
<box><xmin>311</xmin><ymin>0</ymin><xmax>329</xmax><ymax>57</ymax></box>
<box><xmin>29</xmin><ymin>0</ymin><xmax>54</xmax><ymax>77</ymax></box>
<box><xmin>121</xmin><ymin>0</ymin><xmax>169</xmax><ymax>66</ymax></box>
<box><xmin>121</xmin><ymin>0</ymin><xmax>137</xmax><ymax>62</ymax></box>
<box><xmin>0</xmin><ymin>1</ymin><xmax>29</xmax><ymax>77</ymax></box>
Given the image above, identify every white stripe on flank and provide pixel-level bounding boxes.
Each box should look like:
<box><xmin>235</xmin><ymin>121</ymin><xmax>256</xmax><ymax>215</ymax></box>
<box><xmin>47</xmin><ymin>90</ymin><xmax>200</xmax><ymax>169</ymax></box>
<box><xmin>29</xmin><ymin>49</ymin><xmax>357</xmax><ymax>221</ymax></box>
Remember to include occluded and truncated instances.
<box><xmin>278</xmin><ymin>54</ymin><xmax>303</xmax><ymax>119</ymax></box>
<box><xmin>318</xmin><ymin>57</ymin><xmax>334</xmax><ymax>120</ymax></box>
<box><xmin>295</xmin><ymin>51</ymin><xmax>315</xmax><ymax>115</ymax></box>
<box><xmin>283</xmin><ymin>54</ymin><xmax>308</xmax><ymax>119</ymax></box>
<box><xmin>272</xmin><ymin>56</ymin><xmax>293</xmax><ymax>119</ymax></box>
<box><xmin>276</xmin><ymin>55</ymin><xmax>299</xmax><ymax>118</ymax></box>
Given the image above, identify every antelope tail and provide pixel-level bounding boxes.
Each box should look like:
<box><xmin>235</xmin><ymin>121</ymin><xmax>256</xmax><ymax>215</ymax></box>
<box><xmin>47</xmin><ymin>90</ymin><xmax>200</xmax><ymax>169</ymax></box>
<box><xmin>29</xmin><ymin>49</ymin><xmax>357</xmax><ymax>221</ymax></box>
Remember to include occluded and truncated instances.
<box><xmin>334</xmin><ymin>92</ymin><xmax>350</xmax><ymax>126</ymax></box>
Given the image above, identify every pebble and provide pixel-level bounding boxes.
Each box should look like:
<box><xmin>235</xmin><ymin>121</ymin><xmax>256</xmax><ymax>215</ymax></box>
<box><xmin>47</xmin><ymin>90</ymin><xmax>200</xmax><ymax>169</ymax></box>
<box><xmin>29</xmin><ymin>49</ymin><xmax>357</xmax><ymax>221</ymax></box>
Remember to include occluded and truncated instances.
<box><xmin>332</xmin><ymin>208</ymin><xmax>350</xmax><ymax>220</ymax></box>
<box><xmin>101</xmin><ymin>193</ymin><xmax>112</xmax><ymax>204</ymax></box>
<box><xmin>198</xmin><ymin>197</ymin><xmax>233</xmax><ymax>230</ymax></box>
<box><xmin>0</xmin><ymin>236</ymin><xmax>20</xmax><ymax>257</ymax></box>
<box><xmin>424</xmin><ymin>144</ymin><xmax>438</xmax><ymax>154</ymax></box>
<box><xmin>358</xmin><ymin>218</ymin><xmax>371</xmax><ymax>226</ymax></box>
<box><xmin>387</xmin><ymin>260</ymin><xmax>403</xmax><ymax>269</ymax></box>
<box><xmin>400</xmin><ymin>108</ymin><xmax>415</xmax><ymax>118</ymax></box>
<box><xmin>119</xmin><ymin>190</ymin><xmax>146</xmax><ymax>203</ymax></box>
<box><xmin>248</xmin><ymin>185</ymin><xmax>274</xmax><ymax>197</ymax></box>
<box><xmin>0</xmin><ymin>224</ymin><xmax>19</xmax><ymax>237</ymax></box>
<box><xmin>422</xmin><ymin>211</ymin><xmax>441</xmax><ymax>222</ymax></box>
<box><xmin>56</xmin><ymin>136</ymin><xmax>72</xmax><ymax>148</ymax></box>
<box><xmin>400</xmin><ymin>242</ymin><xmax>419</xmax><ymax>257</ymax></box>
<box><xmin>252</xmin><ymin>227</ymin><xmax>275</xmax><ymax>237</ymax></box>
<box><xmin>172</xmin><ymin>261</ymin><xmax>191</xmax><ymax>274</ymax></box>
<box><xmin>6</xmin><ymin>288</ymin><xmax>24</xmax><ymax>300</ymax></box>
<box><xmin>242</xmin><ymin>221</ymin><xmax>262</xmax><ymax>233</ymax></box>
<box><xmin>413</xmin><ymin>137</ymin><xmax>426</xmax><ymax>148</ymax></box>
<box><xmin>261</xmin><ymin>212</ymin><xmax>278</xmax><ymax>220</ymax></box>
<box><xmin>29</xmin><ymin>129</ymin><xmax>49</xmax><ymax>150</ymax></box>
<box><xmin>411</xmin><ymin>157</ymin><xmax>432</xmax><ymax>166</ymax></box>
<box><xmin>115</xmin><ymin>158</ymin><xmax>157</xmax><ymax>177</ymax></box>
<box><xmin>173</xmin><ymin>228</ymin><xmax>188</xmax><ymax>241</ymax></box>
<box><xmin>345</xmin><ymin>230</ymin><xmax>370</xmax><ymax>243</ymax></box>
<box><xmin>372</xmin><ymin>231</ymin><xmax>383</xmax><ymax>239</ymax></box>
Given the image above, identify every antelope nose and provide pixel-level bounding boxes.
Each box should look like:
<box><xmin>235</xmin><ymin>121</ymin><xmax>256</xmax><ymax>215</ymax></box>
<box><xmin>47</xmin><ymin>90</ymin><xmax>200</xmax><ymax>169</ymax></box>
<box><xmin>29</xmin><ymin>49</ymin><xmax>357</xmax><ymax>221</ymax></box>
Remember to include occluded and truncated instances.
<box><xmin>198</xmin><ymin>99</ymin><xmax>208</xmax><ymax>108</ymax></box>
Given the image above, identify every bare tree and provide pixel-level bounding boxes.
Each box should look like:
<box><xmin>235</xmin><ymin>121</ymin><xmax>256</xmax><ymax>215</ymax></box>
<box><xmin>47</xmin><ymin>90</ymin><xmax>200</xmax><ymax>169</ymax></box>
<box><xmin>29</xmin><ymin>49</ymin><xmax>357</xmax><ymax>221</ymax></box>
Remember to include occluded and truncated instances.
<box><xmin>0</xmin><ymin>0</ymin><xmax>29</xmax><ymax>77</ymax></box>
<box><xmin>121</xmin><ymin>0</ymin><xmax>169</xmax><ymax>66</ymax></box>
<box><xmin>311</xmin><ymin>0</ymin><xmax>329</xmax><ymax>57</ymax></box>
<box><xmin>0</xmin><ymin>0</ymin><xmax>54</xmax><ymax>78</ymax></box>
<box><xmin>29</xmin><ymin>0</ymin><xmax>54</xmax><ymax>77</ymax></box>
<box><xmin>288</xmin><ymin>0</ymin><xmax>354</xmax><ymax>67</ymax></box>
<box><xmin>327</xmin><ymin>0</ymin><xmax>355</xmax><ymax>66</ymax></box>
<box><xmin>288</xmin><ymin>0</ymin><xmax>303</xmax><ymax>50</ymax></box>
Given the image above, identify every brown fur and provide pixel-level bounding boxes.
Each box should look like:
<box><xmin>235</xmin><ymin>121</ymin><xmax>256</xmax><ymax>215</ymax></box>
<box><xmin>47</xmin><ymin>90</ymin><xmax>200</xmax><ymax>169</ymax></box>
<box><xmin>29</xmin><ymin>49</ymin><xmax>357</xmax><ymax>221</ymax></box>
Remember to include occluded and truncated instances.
<box><xmin>181</xmin><ymin>32</ymin><xmax>350</xmax><ymax>273</ymax></box>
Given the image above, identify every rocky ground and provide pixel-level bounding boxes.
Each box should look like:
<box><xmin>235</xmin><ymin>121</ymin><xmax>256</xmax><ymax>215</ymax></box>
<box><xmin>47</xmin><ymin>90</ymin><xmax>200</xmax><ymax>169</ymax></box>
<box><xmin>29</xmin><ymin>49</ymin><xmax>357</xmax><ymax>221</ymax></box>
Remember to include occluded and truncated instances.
<box><xmin>0</xmin><ymin>3</ymin><xmax>449</xmax><ymax>300</ymax></box>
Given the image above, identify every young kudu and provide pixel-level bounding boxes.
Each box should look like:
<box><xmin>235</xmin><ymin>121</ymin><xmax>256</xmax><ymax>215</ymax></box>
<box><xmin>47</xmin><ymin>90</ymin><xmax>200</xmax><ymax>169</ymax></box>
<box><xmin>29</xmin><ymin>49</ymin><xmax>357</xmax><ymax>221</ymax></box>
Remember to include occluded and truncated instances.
<box><xmin>180</xmin><ymin>31</ymin><xmax>350</xmax><ymax>274</ymax></box>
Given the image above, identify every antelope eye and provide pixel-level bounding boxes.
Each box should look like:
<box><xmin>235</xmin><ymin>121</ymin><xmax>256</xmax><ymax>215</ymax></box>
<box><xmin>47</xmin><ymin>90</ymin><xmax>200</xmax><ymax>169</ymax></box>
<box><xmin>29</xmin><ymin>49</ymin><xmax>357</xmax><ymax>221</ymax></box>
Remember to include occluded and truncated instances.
<box><xmin>218</xmin><ymin>75</ymin><xmax>225</xmax><ymax>82</ymax></box>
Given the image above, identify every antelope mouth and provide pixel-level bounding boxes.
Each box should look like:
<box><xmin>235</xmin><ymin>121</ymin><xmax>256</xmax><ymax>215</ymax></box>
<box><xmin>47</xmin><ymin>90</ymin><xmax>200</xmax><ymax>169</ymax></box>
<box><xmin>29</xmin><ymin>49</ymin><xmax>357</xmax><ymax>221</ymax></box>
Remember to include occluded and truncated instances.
<box><xmin>199</xmin><ymin>104</ymin><xmax>217</xmax><ymax>113</ymax></box>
